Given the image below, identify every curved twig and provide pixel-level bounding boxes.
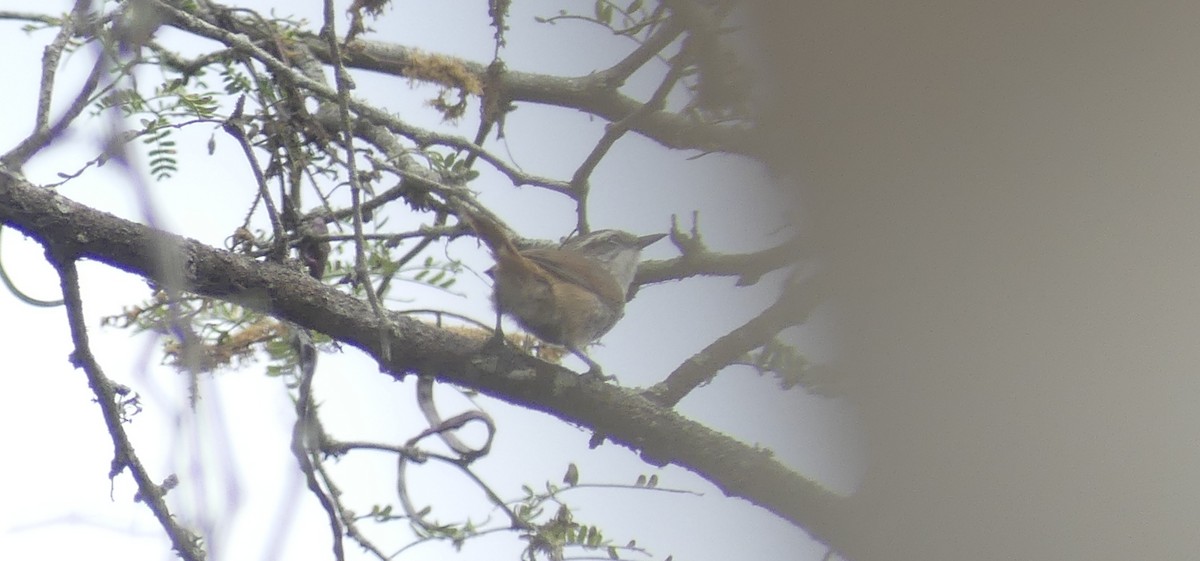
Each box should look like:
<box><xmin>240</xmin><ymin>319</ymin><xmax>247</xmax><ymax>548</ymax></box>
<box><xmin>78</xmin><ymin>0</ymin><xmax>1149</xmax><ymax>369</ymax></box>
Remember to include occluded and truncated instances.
<box><xmin>0</xmin><ymin>226</ymin><xmax>64</xmax><ymax>307</ymax></box>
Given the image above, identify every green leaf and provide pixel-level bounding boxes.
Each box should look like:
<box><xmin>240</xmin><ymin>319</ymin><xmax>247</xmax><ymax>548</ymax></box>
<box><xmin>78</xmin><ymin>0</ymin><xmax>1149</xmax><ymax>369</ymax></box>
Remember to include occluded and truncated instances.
<box><xmin>586</xmin><ymin>526</ymin><xmax>602</xmax><ymax>546</ymax></box>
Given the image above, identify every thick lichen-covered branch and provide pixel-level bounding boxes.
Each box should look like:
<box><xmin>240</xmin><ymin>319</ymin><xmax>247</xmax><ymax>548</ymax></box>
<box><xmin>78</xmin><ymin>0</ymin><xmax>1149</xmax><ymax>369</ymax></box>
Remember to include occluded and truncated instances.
<box><xmin>0</xmin><ymin>168</ymin><xmax>849</xmax><ymax>555</ymax></box>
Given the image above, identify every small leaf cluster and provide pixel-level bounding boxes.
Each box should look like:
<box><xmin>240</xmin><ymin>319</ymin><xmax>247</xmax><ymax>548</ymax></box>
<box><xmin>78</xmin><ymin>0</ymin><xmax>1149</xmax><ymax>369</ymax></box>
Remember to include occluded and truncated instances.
<box><xmin>94</xmin><ymin>74</ymin><xmax>222</xmax><ymax>180</ymax></box>
<box><xmin>743</xmin><ymin>338</ymin><xmax>814</xmax><ymax>392</ymax></box>
<box><xmin>427</xmin><ymin>150</ymin><xmax>480</xmax><ymax>183</ymax></box>
<box><xmin>103</xmin><ymin>293</ymin><xmax>288</xmax><ymax>374</ymax></box>
<box><xmin>519</xmin><ymin>504</ymin><xmax>608</xmax><ymax>561</ymax></box>
<box><xmin>537</xmin><ymin>0</ymin><xmax>662</xmax><ymax>37</ymax></box>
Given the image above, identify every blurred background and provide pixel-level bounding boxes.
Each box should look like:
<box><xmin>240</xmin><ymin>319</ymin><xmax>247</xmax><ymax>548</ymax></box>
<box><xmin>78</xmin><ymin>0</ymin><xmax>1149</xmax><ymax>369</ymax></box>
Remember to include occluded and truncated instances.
<box><xmin>756</xmin><ymin>2</ymin><xmax>1200</xmax><ymax>560</ymax></box>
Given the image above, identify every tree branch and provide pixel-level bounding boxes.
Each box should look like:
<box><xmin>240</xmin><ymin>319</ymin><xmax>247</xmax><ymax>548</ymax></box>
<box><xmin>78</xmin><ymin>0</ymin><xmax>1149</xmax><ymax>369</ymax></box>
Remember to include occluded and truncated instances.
<box><xmin>635</xmin><ymin>236</ymin><xmax>805</xmax><ymax>287</ymax></box>
<box><xmin>645</xmin><ymin>272</ymin><xmax>822</xmax><ymax>406</ymax></box>
<box><xmin>0</xmin><ymin>168</ymin><xmax>850</xmax><ymax>557</ymax></box>
<box><xmin>295</xmin><ymin>36</ymin><xmax>755</xmax><ymax>156</ymax></box>
<box><xmin>48</xmin><ymin>243</ymin><xmax>203</xmax><ymax>561</ymax></box>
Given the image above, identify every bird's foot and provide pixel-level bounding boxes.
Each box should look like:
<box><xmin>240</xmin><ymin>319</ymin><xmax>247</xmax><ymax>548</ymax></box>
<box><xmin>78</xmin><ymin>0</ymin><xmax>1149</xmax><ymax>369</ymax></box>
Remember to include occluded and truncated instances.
<box><xmin>581</xmin><ymin>365</ymin><xmax>616</xmax><ymax>383</ymax></box>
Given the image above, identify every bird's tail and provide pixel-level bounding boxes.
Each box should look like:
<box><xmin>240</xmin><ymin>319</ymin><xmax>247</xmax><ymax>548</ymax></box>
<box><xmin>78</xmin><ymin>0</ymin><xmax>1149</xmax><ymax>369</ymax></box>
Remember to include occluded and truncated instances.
<box><xmin>451</xmin><ymin>201</ymin><xmax>520</xmax><ymax>260</ymax></box>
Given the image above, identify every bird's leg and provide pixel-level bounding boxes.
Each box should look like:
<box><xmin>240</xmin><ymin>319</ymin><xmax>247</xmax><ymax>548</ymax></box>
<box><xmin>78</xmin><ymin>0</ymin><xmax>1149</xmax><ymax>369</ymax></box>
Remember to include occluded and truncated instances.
<box><xmin>475</xmin><ymin>310</ymin><xmax>521</xmax><ymax>375</ymax></box>
<box><xmin>571</xmin><ymin>346</ymin><xmax>614</xmax><ymax>382</ymax></box>
<box><xmin>483</xmin><ymin>309</ymin><xmax>507</xmax><ymax>350</ymax></box>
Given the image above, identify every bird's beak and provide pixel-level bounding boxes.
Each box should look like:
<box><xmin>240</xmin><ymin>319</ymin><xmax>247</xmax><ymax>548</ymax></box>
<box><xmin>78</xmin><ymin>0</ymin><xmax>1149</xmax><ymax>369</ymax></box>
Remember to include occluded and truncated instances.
<box><xmin>637</xmin><ymin>233</ymin><xmax>667</xmax><ymax>249</ymax></box>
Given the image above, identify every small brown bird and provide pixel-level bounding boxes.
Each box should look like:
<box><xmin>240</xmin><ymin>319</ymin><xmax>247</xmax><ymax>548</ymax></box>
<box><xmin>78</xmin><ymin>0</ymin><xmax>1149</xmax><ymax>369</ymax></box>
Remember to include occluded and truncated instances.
<box><xmin>560</xmin><ymin>229</ymin><xmax>665</xmax><ymax>298</ymax></box>
<box><xmin>456</xmin><ymin>208</ymin><xmax>661</xmax><ymax>377</ymax></box>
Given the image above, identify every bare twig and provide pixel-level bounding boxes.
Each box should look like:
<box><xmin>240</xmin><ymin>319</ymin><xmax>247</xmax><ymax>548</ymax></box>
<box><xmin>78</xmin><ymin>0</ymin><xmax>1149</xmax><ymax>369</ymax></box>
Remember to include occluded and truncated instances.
<box><xmin>49</xmin><ymin>247</ymin><xmax>204</xmax><ymax>561</ymax></box>
<box><xmin>318</xmin><ymin>0</ymin><xmax>393</xmax><ymax>364</ymax></box>
<box><xmin>570</xmin><ymin>52</ymin><xmax>688</xmax><ymax>230</ymax></box>
<box><xmin>0</xmin><ymin>226</ymin><xmax>64</xmax><ymax>307</ymax></box>
<box><xmin>2</xmin><ymin>2</ymin><xmax>106</xmax><ymax>167</ymax></box>
<box><xmin>644</xmin><ymin>271</ymin><xmax>822</xmax><ymax>407</ymax></box>
<box><xmin>0</xmin><ymin>10</ymin><xmax>62</xmax><ymax>25</ymax></box>
<box><xmin>599</xmin><ymin>18</ymin><xmax>682</xmax><ymax>84</ymax></box>
<box><xmin>290</xmin><ymin>328</ymin><xmax>346</xmax><ymax>561</ymax></box>
<box><xmin>221</xmin><ymin>101</ymin><xmax>287</xmax><ymax>260</ymax></box>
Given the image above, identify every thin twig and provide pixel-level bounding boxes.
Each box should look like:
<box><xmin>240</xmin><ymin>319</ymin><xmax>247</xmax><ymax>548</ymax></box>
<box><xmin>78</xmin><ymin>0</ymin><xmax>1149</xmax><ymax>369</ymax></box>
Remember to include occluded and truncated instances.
<box><xmin>290</xmin><ymin>328</ymin><xmax>346</xmax><ymax>561</ymax></box>
<box><xmin>2</xmin><ymin>1</ymin><xmax>105</xmax><ymax>167</ymax></box>
<box><xmin>569</xmin><ymin>52</ymin><xmax>688</xmax><ymax>231</ymax></box>
<box><xmin>317</xmin><ymin>0</ymin><xmax>394</xmax><ymax>364</ymax></box>
<box><xmin>644</xmin><ymin>271</ymin><xmax>821</xmax><ymax>406</ymax></box>
<box><xmin>49</xmin><ymin>248</ymin><xmax>204</xmax><ymax>561</ymax></box>
<box><xmin>221</xmin><ymin>103</ymin><xmax>288</xmax><ymax>260</ymax></box>
<box><xmin>155</xmin><ymin>1</ymin><xmax>571</xmax><ymax>193</ymax></box>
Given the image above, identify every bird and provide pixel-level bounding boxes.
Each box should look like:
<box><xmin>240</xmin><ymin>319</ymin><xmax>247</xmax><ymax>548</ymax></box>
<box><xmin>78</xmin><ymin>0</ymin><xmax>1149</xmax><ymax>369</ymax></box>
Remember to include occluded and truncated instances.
<box><xmin>559</xmin><ymin>229</ymin><xmax>666</xmax><ymax>299</ymax></box>
<box><xmin>455</xmin><ymin>206</ymin><xmax>662</xmax><ymax>378</ymax></box>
